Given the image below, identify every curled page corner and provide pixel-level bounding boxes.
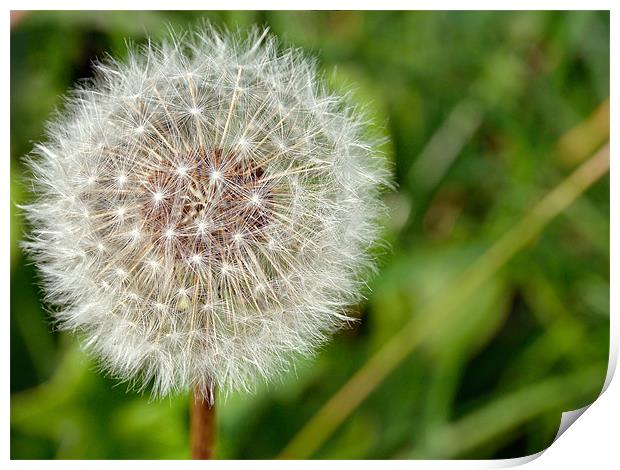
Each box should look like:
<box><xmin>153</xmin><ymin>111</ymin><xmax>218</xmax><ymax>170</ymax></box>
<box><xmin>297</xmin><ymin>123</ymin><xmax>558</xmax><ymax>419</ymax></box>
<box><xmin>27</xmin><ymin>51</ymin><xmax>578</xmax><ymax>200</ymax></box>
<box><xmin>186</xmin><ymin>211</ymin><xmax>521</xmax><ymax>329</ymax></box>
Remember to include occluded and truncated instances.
<box><xmin>501</xmin><ymin>353</ymin><xmax>616</xmax><ymax>466</ymax></box>
<box><xmin>553</xmin><ymin>405</ymin><xmax>591</xmax><ymax>442</ymax></box>
<box><xmin>547</xmin><ymin>350</ymin><xmax>616</xmax><ymax>449</ymax></box>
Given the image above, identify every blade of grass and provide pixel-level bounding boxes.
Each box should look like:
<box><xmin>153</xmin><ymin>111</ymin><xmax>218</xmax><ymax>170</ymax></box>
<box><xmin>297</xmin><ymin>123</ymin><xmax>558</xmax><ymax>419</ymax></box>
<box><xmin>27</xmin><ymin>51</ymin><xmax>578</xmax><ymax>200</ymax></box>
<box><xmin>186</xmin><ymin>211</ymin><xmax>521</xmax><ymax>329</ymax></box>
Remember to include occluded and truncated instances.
<box><xmin>278</xmin><ymin>142</ymin><xmax>610</xmax><ymax>459</ymax></box>
<box><xmin>408</xmin><ymin>98</ymin><xmax>484</xmax><ymax>191</ymax></box>
<box><xmin>555</xmin><ymin>99</ymin><xmax>610</xmax><ymax>168</ymax></box>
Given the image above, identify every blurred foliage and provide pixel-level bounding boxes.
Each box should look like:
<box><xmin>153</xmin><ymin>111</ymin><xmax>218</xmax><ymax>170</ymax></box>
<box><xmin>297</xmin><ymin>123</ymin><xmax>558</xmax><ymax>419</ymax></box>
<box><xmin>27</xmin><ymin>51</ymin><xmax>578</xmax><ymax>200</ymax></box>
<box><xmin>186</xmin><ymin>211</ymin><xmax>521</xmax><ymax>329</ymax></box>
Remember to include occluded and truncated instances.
<box><xmin>10</xmin><ymin>10</ymin><xmax>609</xmax><ymax>459</ymax></box>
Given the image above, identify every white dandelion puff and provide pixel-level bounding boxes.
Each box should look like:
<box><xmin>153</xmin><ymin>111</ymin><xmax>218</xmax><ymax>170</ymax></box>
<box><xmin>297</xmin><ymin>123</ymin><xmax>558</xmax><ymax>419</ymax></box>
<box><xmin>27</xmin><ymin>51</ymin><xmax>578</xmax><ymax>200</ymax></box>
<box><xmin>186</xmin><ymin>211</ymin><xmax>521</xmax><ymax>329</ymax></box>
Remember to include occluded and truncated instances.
<box><xmin>21</xmin><ymin>25</ymin><xmax>390</xmax><ymax>399</ymax></box>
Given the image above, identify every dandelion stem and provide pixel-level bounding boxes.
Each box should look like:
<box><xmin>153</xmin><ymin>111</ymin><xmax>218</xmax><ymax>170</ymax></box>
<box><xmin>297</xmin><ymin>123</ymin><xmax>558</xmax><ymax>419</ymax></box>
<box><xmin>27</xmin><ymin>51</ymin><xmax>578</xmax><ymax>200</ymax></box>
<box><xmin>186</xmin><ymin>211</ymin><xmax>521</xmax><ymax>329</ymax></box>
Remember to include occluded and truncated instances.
<box><xmin>191</xmin><ymin>388</ymin><xmax>216</xmax><ymax>459</ymax></box>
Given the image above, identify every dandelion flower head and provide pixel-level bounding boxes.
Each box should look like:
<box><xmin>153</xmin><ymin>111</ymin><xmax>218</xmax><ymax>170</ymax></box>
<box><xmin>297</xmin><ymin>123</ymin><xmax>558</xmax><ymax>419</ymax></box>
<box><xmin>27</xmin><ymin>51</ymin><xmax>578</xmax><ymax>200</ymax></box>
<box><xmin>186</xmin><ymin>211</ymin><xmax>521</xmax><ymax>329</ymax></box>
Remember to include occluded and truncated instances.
<box><xmin>23</xmin><ymin>26</ymin><xmax>389</xmax><ymax>398</ymax></box>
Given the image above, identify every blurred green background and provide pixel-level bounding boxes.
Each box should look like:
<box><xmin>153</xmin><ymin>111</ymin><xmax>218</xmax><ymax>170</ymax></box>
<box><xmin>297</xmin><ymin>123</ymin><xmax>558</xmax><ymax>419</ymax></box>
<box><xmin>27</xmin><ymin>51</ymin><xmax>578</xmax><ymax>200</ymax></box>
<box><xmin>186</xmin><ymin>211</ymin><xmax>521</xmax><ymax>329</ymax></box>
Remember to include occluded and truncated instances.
<box><xmin>10</xmin><ymin>10</ymin><xmax>610</xmax><ymax>459</ymax></box>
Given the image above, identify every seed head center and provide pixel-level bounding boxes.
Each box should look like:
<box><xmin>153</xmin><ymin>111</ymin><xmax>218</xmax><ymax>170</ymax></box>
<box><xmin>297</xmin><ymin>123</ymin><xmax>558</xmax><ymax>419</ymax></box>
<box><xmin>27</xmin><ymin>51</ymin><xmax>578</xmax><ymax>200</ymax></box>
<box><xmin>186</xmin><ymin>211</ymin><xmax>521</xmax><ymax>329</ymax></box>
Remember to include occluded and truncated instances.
<box><xmin>141</xmin><ymin>147</ymin><xmax>273</xmax><ymax>260</ymax></box>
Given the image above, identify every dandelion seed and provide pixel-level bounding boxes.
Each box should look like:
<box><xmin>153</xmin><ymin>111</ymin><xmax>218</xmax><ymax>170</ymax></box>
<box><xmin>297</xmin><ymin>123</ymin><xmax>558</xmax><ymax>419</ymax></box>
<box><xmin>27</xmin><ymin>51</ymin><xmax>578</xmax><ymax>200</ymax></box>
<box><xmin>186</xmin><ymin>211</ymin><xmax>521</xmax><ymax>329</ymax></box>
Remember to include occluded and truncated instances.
<box><xmin>249</xmin><ymin>193</ymin><xmax>261</xmax><ymax>206</ymax></box>
<box><xmin>129</xmin><ymin>228</ymin><xmax>141</xmax><ymax>241</ymax></box>
<box><xmin>210</xmin><ymin>170</ymin><xmax>222</xmax><ymax>183</ymax></box>
<box><xmin>220</xmin><ymin>263</ymin><xmax>232</xmax><ymax>275</ymax></box>
<box><xmin>164</xmin><ymin>227</ymin><xmax>176</xmax><ymax>239</ymax></box>
<box><xmin>190</xmin><ymin>253</ymin><xmax>203</xmax><ymax>265</ymax></box>
<box><xmin>146</xmin><ymin>257</ymin><xmax>160</xmax><ymax>270</ymax></box>
<box><xmin>195</xmin><ymin>219</ymin><xmax>209</xmax><ymax>235</ymax></box>
<box><xmin>153</xmin><ymin>190</ymin><xmax>164</xmax><ymax>203</ymax></box>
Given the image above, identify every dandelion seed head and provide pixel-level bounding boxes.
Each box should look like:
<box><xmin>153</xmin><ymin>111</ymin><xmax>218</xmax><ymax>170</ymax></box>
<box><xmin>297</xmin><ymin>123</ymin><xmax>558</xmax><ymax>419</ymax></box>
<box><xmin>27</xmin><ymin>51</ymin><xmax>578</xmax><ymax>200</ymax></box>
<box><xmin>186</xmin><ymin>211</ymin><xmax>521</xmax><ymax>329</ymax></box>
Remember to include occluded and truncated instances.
<box><xmin>22</xmin><ymin>25</ymin><xmax>390</xmax><ymax>399</ymax></box>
